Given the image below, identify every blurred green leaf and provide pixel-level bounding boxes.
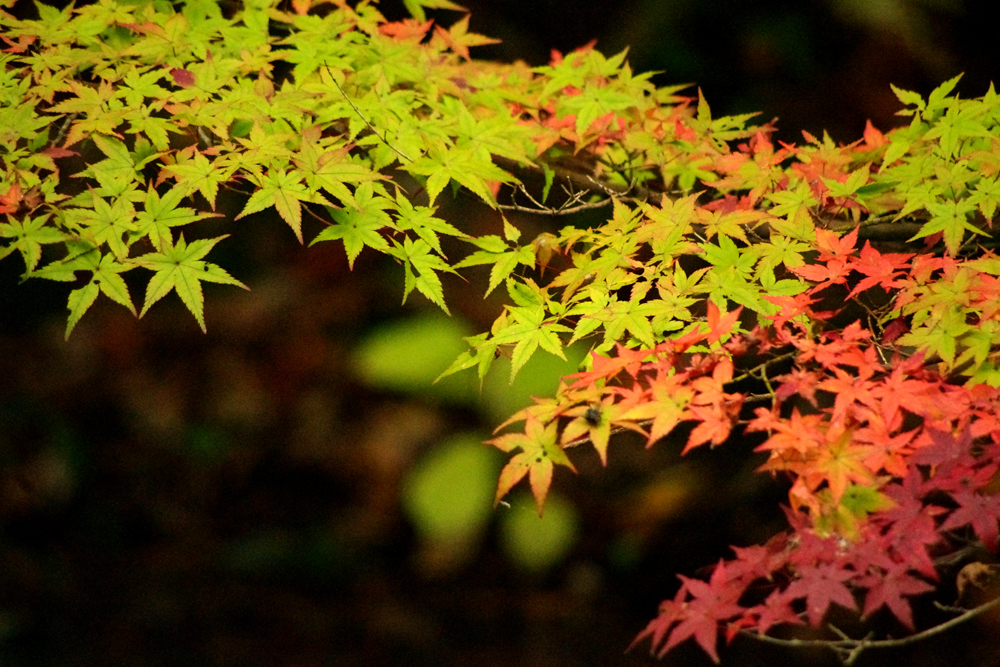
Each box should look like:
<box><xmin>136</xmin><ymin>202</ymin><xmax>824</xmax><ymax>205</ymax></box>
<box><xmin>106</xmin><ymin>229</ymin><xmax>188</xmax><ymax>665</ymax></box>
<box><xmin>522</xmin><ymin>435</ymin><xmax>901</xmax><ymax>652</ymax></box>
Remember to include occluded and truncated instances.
<box><xmin>480</xmin><ymin>343</ymin><xmax>588</xmax><ymax>422</ymax></box>
<box><xmin>353</xmin><ymin>313</ymin><xmax>478</xmax><ymax>402</ymax></box>
<box><xmin>402</xmin><ymin>433</ymin><xmax>501</xmax><ymax>542</ymax></box>
<box><xmin>499</xmin><ymin>490</ymin><xmax>580</xmax><ymax>572</ymax></box>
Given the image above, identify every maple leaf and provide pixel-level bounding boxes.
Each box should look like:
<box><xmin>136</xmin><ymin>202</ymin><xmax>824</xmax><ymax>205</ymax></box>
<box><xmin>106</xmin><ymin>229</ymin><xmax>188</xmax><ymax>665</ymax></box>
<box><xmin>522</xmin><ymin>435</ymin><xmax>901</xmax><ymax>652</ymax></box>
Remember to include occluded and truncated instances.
<box><xmin>807</xmin><ymin>425</ymin><xmax>876</xmax><ymax>504</ymax></box>
<box><xmin>631</xmin><ymin>587</ymin><xmax>687</xmax><ymax>658</ymax></box>
<box><xmin>817</xmin><ymin>367</ymin><xmax>878</xmax><ymax>425</ymax></box>
<box><xmin>940</xmin><ymin>488</ymin><xmax>1000</xmax><ymax>551</ymax></box>
<box><xmin>879</xmin><ymin>480</ymin><xmax>947</xmax><ymax>579</ymax></box>
<box><xmin>387</xmin><ymin>236</ymin><xmax>456</xmax><ymax>314</ymax></box>
<box><xmin>401</xmin><ymin>0</ymin><xmax>465</xmax><ymax>22</ymax></box>
<box><xmin>161</xmin><ymin>149</ymin><xmax>234</xmax><ymax>210</ymax></box>
<box><xmin>911</xmin><ymin>199</ymin><xmax>985</xmax><ymax>257</ymax></box>
<box><xmin>662</xmin><ymin>562</ymin><xmax>746</xmax><ymax>663</ymax></box>
<box><xmin>134</xmin><ymin>185</ymin><xmax>223</xmax><ymax>252</ymax></box>
<box><xmin>704</xmin><ymin>302</ymin><xmax>743</xmax><ymax>346</ymax></box>
<box><xmin>861</xmin><ymin>565</ymin><xmax>933</xmax><ymax>629</ymax></box>
<box><xmin>405</xmin><ymin>145</ymin><xmax>518</xmax><ymax>208</ymax></box>
<box><xmin>453</xmin><ymin>234</ymin><xmax>535</xmax><ymax>297</ymax></box>
<box><xmin>133</xmin><ymin>234</ymin><xmax>248</xmax><ymax>333</ymax></box>
<box><xmin>684</xmin><ymin>403</ymin><xmax>737</xmax><ymax>453</ymax></box>
<box><xmin>854</xmin><ymin>421</ymin><xmax>915</xmax><ymax>478</ymax></box>
<box><xmin>847</xmin><ymin>240</ymin><xmax>915</xmax><ymax>297</ymax></box>
<box><xmin>857</xmin><ymin>119</ymin><xmax>888</xmax><ymax>152</ymax></box>
<box><xmin>784</xmin><ymin>562</ymin><xmax>858</xmax><ymax>627</ymax></box>
<box><xmin>749</xmin><ymin>589</ymin><xmax>805</xmax><ymax>635</ymax></box>
<box><xmin>814</xmin><ymin>225</ymin><xmax>859</xmax><ymax>259</ymax></box>
<box><xmin>616</xmin><ymin>376</ymin><xmax>695</xmax><ymax>447</ymax></box>
<box><xmin>0</xmin><ymin>213</ymin><xmax>66</xmax><ymax>273</ymax></box>
<box><xmin>491</xmin><ymin>301</ymin><xmax>571</xmax><ymax>382</ymax></box>
<box><xmin>237</xmin><ymin>168</ymin><xmax>333</xmax><ymax>243</ymax></box>
<box><xmin>293</xmin><ymin>143</ymin><xmax>383</xmax><ymax>211</ymax></box>
<box><xmin>566</xmin><ymin>343</ymin><xmax>653</xmax><ymax>388</ymax></box>
<box><xmin>309</xmin><ymin>183</ymin><xmax>395</xmax><ymax>268</ymax></box>
<box><xmin>560</xmin><ymin>397</ymin><xmax>618</xmax><ymax>464</ymax></box>
<box><xmin>488</xmin><ymin>414</ymin><xmax>575</xmax><ymax>515</ymax></box>
<box><xmin>433</xmin><ymin>14</ymin><xmax>500</xmax><ymax>60</ymax></box>
<box><xmin>790</xmin><ymin>258</ymin><xmax>851</xmax><ymax>287</ymax></box>
<box><xmin>378</xmin><ymin>18</ymin><xmax>434</xmax><ymax>41</ymax></box>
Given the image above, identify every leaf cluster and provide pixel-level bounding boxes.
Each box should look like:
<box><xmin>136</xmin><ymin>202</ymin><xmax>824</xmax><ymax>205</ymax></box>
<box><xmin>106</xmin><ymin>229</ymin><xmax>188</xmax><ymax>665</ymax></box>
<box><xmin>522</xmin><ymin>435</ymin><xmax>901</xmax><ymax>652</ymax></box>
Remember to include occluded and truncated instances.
<box><xmin>4</xmin><ymin>1</ymin><xmax>1000</xmax><ymax>662</ymax></box>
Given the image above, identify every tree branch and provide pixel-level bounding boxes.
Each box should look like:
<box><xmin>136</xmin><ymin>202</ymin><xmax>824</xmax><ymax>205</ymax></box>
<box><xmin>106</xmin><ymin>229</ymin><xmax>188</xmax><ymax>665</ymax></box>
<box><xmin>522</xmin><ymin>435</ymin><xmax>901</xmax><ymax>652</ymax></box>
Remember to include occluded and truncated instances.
<box><xmin>741</xmin><ymin>594</ymin><xmax>1000</xmax><ymax>666</ymax></box>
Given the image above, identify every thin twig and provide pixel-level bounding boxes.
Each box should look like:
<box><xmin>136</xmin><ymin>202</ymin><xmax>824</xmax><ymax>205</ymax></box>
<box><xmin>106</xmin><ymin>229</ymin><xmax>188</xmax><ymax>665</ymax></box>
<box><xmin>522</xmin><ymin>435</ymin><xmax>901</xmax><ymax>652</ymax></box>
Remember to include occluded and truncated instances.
<box><xmin>53</xmin><ymin>113</ymin><xmax>78</xmax><ymax>147</ymax></box>
<box><xmin>498</xmin><ymin>189</ymin><xmax>613</xmax><ymax>215</ymax></box>
<box><xmin>326</xmin><ymin>67</ymin><xmax>412</xmax><ymax>163</ymax></box>
<box><xmin>732</xmin><ymin>350</ymin><xmax>796</xmax><ymax>385</ymax></box>
<box><xmin>742</xmin><ymin>594</ymin><xmax>1000</xmax><ymax>665</ymax></box>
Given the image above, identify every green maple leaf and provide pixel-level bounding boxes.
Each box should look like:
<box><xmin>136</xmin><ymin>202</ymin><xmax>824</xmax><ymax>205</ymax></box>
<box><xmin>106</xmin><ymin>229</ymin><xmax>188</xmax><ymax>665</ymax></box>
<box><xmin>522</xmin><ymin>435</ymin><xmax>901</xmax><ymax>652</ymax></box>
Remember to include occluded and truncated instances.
<box><xmin>754</xmin><ymin>233</ymin><xmax>809</xmax><ymax>274</ymax></box>
<box><xmin>47</xmin><ymin>80</ymin><xmax>127</xmax><ymax>145</ymax></box>
<box><xmin>490</xmin><ymin>281</ymin><xmax>570</xmax><ymax>381</ymax></box>
<box><xmin>133</xmin><ymin>234</ymin><xmax>248</xmax><ymax>333</ymax></box>
<box><xmin>924</xmin><ymin>96</ymin><xmax>991</xmax><ymax>158</ymax></box>
<box><xmin>405</xmin><ymin>144</ymin><xmax>517</xmax><ymax>207</ymax></box>
<box><xmin>560</xmin><ymin>84</ymin><xmax>637</xmax><ymax>139</ymax></box>
<box><xmin>451</xmin><ymin>98</ymin><xmax>532</xmax><ymax>163</ymax></box>
<box><xmin>74</xmin><ymin>193</ymin><xmax>138</xmax><ymax>261</ymax></box>
<box><xmin>765</xmin><ymin>181</ymin><xmax>818</xmax><ymax>233</ymax></box>
<box><xmin>293</xmin><ymin>143</ymin><xmax>382</xmax><ymax>210</ymax></box>
<box><xmin>237</xmin><ymin>168</ymin><xmax>331</xmax><ymax>243</ymax></box>
<box><xmin>25</xmin><ymin>236</ymin><xmax>137</xmax><ymax>338</ymax></box>
<box><xmin>162</xmin><ymin>150</ymin><xmax>235</xmax><ymax>210</ymax></box>
<box><xmin>436</xmin><ymin>14</ymin><xmax>501</xmax><ymax>60</ymax></box>
<box><xmin>402</xmin><ymin>0</ymin><xmax>466</xmax><ymax>22</ymax></box>
<box><xmin>64</xmin><ymin>253</ymin><xmax>138</xmax><ymax>339</ymax></box>
<box><xmin>387</xmin><ymin>236</ymin><xmax>456</xmax><ymax>314</ymax></box>
<box><xmin>133</xmin><ymin>185</ymin><xmax>221</xmax><ymax>252</ymax></box>
<box><xmin>701</xmin><ymin>234</ymin><xmax>756</xmax><ymax>277</ymax></box>
<box><xmin>0</xmin><ymin>213</ymin><xmax>66</xmax><ymax>272</ymax></box>
<box><xmin>78</xmin><ymin>134</ymin><xmax>159</xmax><ymax>184</ymax></box>
<box><xmin>899</xmin><ymin>307</ymin><xmax>971</xmax><ymax>367</ymax></box>
<box><xmin>453</xmin><ymin>234</ymin><xmax>535</xmax><ymax>297</ymax></box>
<box><xmin>392</xmin><ymin>194</ymin><xmax>465</xmax><ymax>255</ymax></box>
<box><xmin>910</xmin><ymin>199</ymin><xmax>984</xmax><ymax>256</ymax></box>
<box><xmin>969</xmin><ymin>174</ymin><xmax>1000</xmax><ymax>221</ymax></box>
<box><xmin>309</xmin><ymin>183</ymin><xmax>395</xmax><ymax>267</ymax></box>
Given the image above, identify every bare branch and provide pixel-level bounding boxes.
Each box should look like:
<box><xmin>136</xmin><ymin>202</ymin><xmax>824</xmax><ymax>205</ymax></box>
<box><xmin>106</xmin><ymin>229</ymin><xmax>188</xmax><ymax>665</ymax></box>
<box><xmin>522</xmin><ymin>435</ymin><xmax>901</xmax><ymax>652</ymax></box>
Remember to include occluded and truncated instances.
<box><xmin>741</xmin><ymin>594</ymin><xmax>1000</xmax><ymax>666</ymax></box>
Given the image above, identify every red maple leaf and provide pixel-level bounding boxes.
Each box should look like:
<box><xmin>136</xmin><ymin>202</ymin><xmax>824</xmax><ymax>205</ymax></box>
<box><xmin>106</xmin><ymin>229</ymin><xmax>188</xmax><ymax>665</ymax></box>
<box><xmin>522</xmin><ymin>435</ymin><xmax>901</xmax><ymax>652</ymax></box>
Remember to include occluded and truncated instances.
<box><xmin>631</xmin><ymin>587</ymin><xmax>687</xmax><ymax>657</ymax></box>
<box><xmin>761</xmin><ymin>292</ymin><xmax>818</xmax><ymax>332</ymax></box>
<box><xmin>0</xmin><ymin>181</ymin><xmax>22</xmax><ymax>214</ymax></box>
<box><xmin>784</xmin><ymin>562</ymin><xmax>858</xmax><ymax>626</ymax></box>
<box><xmin>749</xmin><ymin>588</ymin><xmax>805</xmax><ymax>635</ymax></box>
<box><xmin>379</xmin><ymin>18</ymin><xmax>434</xmax><ymax>41</ymax></box>
<box><xmin>879</xmin><ymin>479</ymin><xmax>947</xmax><ymax>579</ymax></box>
<box><xmin>814</xmin><ymin>225</ymin><xmax>859</xmax><ymax>260</ymax></box>
<box><xmin>940</xmin><ymin>489</ymin><xmax>1000</xmax><ymax>551</ymax></box>
<box><xmin>684</xmin><ymin>404</ymin><xmax>735</xmax><ymax>453</ymax></box>
<box><xmin>773</xmin><ymin>367</ymin><xmax>821</xmax><ymax>406</ymax></box>
<box><xmin>790</xmin><ymin>258</ymin><xmax>851</xmax><ymax>287</ymax></box>
<box><xmin>663</xmin><ymin>562</ymin><xmax>746</xmax><ymax>663</ymax></box>
<box><xmin>705</xmin><ymin>302</ymin><xmax>743</xmax><ymax>345</ymax></box>
<box><xmin>566</xmin><ymin>343</ymin><xmax>654</xmax><ymax>388</ymax></box>
<box><xmin>860</xmin><ymin>565</ymin><xmax>933</xmax><ymax>629</ymax></box>
<box><xmin>856</xmin><ymin>120</ymin><xmax>888</xmax><ymax>151</ymax></box>
<box><xmin>847</xmin><ymin>240</ymin><xmax>914</xmax><ymax>297</ymax></box>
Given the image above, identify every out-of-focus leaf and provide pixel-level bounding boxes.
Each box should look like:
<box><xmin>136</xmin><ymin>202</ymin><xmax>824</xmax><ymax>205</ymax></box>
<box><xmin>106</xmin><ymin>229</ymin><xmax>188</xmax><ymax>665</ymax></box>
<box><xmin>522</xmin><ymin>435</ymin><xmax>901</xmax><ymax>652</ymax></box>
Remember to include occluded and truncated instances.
<box><xmin>499</xmin><ymin>490</ymin><xmax>579</xmax><ymax>572</ymax></box>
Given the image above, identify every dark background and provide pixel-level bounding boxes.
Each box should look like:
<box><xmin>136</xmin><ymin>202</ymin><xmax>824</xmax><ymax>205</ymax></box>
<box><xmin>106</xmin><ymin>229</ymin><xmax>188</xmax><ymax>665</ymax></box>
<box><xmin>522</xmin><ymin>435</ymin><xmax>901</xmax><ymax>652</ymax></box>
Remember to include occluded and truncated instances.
<box><xmin>2</xmin><ymin>0</ymin><xmax>1000</xmax><ymax>665</ymax></box>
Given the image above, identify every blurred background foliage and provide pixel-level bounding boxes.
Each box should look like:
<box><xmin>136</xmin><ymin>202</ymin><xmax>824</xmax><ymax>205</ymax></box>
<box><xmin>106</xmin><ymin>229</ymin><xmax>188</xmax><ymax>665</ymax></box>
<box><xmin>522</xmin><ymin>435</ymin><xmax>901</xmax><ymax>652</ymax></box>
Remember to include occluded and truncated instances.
<box><xmin>2</xmin><ymin>0</ymin><xmax>1000</xmax><ymax>665</ymax></box>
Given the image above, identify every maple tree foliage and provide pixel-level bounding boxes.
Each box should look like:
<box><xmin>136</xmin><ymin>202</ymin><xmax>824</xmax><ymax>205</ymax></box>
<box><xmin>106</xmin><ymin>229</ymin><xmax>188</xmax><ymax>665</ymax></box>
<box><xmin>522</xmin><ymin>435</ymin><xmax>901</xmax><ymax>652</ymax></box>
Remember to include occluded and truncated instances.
<box><xmin>4</xmin><ymin>0</ymin><xmax>1000</xmax><ymax>662</ymax></box>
